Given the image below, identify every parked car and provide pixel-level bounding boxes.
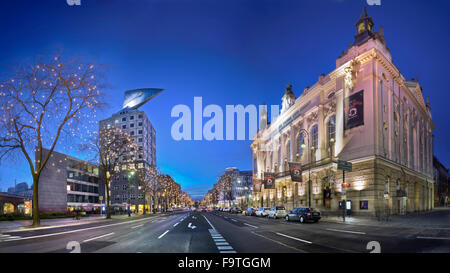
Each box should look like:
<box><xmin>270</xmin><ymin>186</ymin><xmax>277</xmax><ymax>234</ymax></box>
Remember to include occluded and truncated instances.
<box><xmin>223</xmin><ymin>207</ymin><xmax>231</xmax><ymax>212</ymax></box>
<box><xmin>285</xmin><ymin>207</ymin><xmax>321</xmax><ymax>223</ymax></box>
<box><xmin>245</xmin><ymin>208</ymin><xmax>256</xmax><ymax>216</ymax></box>
<box><xmin>267</xmin><ymin>206</ymin><xmax>286</xmax><ymax>219</ymax></box>
<box><xmin>255</xmin><ymin>207</ymin><xmax>270</xmax><ymax>217</ymax></box>
<box><xmin>230</xmin><ymin>207</ymin><xmax>242</xmax><ymax>214</ymax></box>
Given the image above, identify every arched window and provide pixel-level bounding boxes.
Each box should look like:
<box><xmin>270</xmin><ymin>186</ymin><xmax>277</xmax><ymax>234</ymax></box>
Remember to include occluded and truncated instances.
<box><xmin>403</xmin><ymin>119</ymin><xmax>408</xmax><ymax>166</ymax></box>
<box><xmin>327</xmin><ymin>115</ymin><xmax>336</xmax><ymax>142</ymax></box>
<box><xmin>385</xmin><ymin>177</ymin><xmax>390</xmax><ymax>195</ymax></box>
<box><xmin>410</xmin><ymin>127</ymin><xmax>415</xmax><ymax>169</ymax></box>
<box><xmin>327</xmin><ymin>116</ymin><xmax>336</xmax><ymax>155</ymax></box>
<box><xmin>287</xmin><ymin>141</ymin><xmax>291</xmax><ymax>161</ymax></box>
<box><xmin>298</xmin><ymin>133</ymin><xmax>305</xmax><ymax>161</ymax></box>
<box><xmin>278</xmin><ymin>147</ymin><xmax>282</xmax><ymax>169</ymax></box>
<box><xmin>311</xmin><ymin>125</ymin><xmax>318</xmax><ymax>149</ymax></box>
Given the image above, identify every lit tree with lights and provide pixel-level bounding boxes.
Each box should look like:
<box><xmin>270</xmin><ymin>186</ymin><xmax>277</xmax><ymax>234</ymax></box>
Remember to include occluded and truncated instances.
<box><xmin>85</xmin><ymin>126</ymin><xmax>137</xmax><ymax>219</ymax></box>
<box><xmin>0</xmin><ymin>55</ymin><xmax>104</xmax><ymax>227</ymax></box>
<box><xmin>217</xmin><ymin>173</ymin><xmax>233</xmax><ymax>207</ymax></box>
<box><xmin>135</xmin><ymin>164</ymin><xmax>158</xmax><ymax>214</ymax></box>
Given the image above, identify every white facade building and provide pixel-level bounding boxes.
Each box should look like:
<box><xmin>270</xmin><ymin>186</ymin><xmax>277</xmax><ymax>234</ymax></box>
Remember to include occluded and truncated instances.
<box><xmin>251</xmin><ymin>8</ymin><xmax>435</xmax><ymax>216</ymax></box>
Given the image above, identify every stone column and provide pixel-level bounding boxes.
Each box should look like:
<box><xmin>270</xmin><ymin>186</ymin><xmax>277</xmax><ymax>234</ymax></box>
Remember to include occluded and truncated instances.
<box><xmin>335</xmin><ymin>78</ymin><xmax>344</xmax><ymax>157</ymax></box>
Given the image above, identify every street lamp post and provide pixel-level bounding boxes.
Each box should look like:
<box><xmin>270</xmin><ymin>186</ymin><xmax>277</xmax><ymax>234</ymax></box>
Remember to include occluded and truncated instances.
<box><xmin>299</xmin><ymin>129</ymin><xmax>314</xmax><ymax>209</ymax></box>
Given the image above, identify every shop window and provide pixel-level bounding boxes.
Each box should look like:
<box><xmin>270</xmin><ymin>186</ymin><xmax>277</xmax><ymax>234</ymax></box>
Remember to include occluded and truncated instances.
<box><xmin>360</xmin><ymin>201</ymin><xmax>368</xmax><ymax>210</ymax></box>
<box><xmin>3</xmin><ymin>203</ymin><xmax>14</xmax><ymax>214</ymax></box>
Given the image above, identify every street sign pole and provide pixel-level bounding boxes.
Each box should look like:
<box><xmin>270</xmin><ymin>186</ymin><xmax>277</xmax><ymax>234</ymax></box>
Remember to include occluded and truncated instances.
<box><xmin>337</xmin><ymin>160</ymin><xmax>352</xmax><ymax>222</ymax></box>
<box><xmin>342</xmin><ymin>169</ymin><xmax>345</xmax><ymax>222</ymax></box>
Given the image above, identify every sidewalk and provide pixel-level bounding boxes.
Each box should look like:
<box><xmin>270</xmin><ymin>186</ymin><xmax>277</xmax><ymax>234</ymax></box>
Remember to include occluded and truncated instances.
<box><xmin>0</xmin><ymin>213</ymin><xmax>153</xmax><ymax>233</ymax></box>
<box><xmin>320</xmin><ymin>207</ymin><xmax>450</xmax><ymax>228</ymax></box>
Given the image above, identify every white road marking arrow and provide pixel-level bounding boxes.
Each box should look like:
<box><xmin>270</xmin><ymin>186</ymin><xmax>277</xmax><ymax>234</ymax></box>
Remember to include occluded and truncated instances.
<box><xmin>188</xmin><ymin>222</ymin><xmax>197</xmax><ymax>229</ymax></box>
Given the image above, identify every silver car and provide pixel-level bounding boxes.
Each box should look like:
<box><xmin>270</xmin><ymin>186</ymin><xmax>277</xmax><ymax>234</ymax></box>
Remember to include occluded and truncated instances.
<box><xmin>255</xmin><ymin>207</ymin><xmax>270</xmax><ymax>217</ymax></box>
<box><xmin>267</xmin><ymin>206</ymin><xmax>286</xmax><ymax>219</ymax></box>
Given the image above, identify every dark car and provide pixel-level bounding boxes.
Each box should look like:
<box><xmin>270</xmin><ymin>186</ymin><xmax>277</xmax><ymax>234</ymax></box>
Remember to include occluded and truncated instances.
<box><xmin>285</xmin><ymin>207</ymin><xmax>321</xmax><ymax>223</ymax></box>
<box><xmin>230</xmin><ymin>206</ymin><xmax>243</xmax><ymax>214</ymax></box>
<box><xmin>245</xmin><ymin>208</ymin><xmax>256</xmax><ymax>216</ymax></box>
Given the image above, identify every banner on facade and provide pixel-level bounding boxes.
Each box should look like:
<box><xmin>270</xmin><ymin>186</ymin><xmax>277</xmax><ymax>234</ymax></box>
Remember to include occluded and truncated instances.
<box><xmin>344</xmin><ymin>90</ymin><xmax>364</xmax><ymax>130</ymax></box>
<box><xmin>253</xmin><ymin>179</ymin><xmax>262</xmax><ymax>192</ymax></box>
<box><xmin>263</xmin><ymin>172</ymin><xmax>275</xmax><ymax>189</ymax></box>
<box><xmin>288</xmin><ymin>162</ymin><xmax>303</xmax><ymax>182</ymax></box>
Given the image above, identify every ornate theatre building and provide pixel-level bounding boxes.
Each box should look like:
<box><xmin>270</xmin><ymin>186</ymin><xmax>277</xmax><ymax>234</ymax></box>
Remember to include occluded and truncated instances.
<box><xmin>251</xmin><ymin>8</ymin><xmax>435</xmax><ymax>216</ymax></box>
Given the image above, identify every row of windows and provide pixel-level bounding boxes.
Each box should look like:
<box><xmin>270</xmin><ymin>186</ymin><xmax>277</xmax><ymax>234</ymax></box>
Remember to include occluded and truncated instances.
<box><xmin>122</xmin><ymin>124</ymin><xmax>144</xmax><ymax>131</ymax></box>
<box><xmin>67</xmin><ymin>160</ymin><xmax>99</xmax><ymax>175</ymax></box>
<box><xmin>121</xmin><ymin>114</ymin><xmax>144</xmax><ymax>122</ymax></box>
<box><xmin>67</xmin><ymin>194</ymin><xmax>99</xmax><ymax>203</ymax></box>
<box><xmin>67</xmin><ymin>171</ymin><xmax>99</xmax><ymax>184</ymax></box>
<box><xmin>67</xmin><ymin>182</ymin><xmax>99</xmax><ymax>193</ymax></box>
<box><xmin>264</xmin><ymin>115</ymin><xmax>336</xmax><ymax>171</ymax></box>
<box><xmin>112</xmin><ymin>184</ymin><xmax>139</xmax><ymax>190</ymax></box>
<box><xmin>114</xmin><ymin>194</ymin><xmax>143</xmax><ymax>200</ymax></box>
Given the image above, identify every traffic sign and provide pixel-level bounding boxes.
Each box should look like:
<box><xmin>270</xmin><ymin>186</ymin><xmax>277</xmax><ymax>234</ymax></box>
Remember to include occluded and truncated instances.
<box><xmin>337</xmin><ymin>160</ymin><xmax>352</xmax><ymax>172</ymax></box>
<box><xmin>99</xmin><ymin>196</ymin><xmax>103</xmax><ymax>201</ymax></box>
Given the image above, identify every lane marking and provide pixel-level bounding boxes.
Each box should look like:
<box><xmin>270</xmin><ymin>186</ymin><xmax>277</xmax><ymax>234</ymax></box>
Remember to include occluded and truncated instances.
<box><xmin>0</xmin><ymin>216</ymin><xmax>160</xmax><ymax>243</ymax></box>
<box><xmin>173</xmin><ymin>222</ymin><xmax>179</xmax><ymax>227</ymax></box>
<box><xmin>131</xmin><ymin>224</ymin><xmax>143</xmax><ymax>229</ymax></box>
<box><xmin>203</xmin><ymin>215</ymin><xmax>216</xmax><ymax>230</ymax></box>
<box><xmin>275</xmin><ymin>232</ymin><xmax>312</xmax><ymax>244</ymax></box>
<box><xmin>215</xmin><ymin>242</ymin><xmax>230</xmax><ymax>246</ymax></box>
<box><xmin>230</xmin><ymin>219</ymin><xmax>237</xmax><ymax>222</ymax></box>
<box><xmin>417</xmin><ymin>236</ymin><xmax>450</xmax><ymax>240</ymax></box>
<box><xmin>214</xmin><ymin>239</ymin><xmax>226</xmax><ymax>242</ymax></box>
<box><xmin>326</xmin><ymin>228</ymin><xmax>366</xmax><ymax>235</ymax></box>
<box><xmin>244</xmin><ymin>223</ymin><xmax>258</xmax><ymax>228</ymax></box>
<box><xmin>158</xmin><ymin>230</ymin><xmax>170</xmax><ymax>239</ymax></box>
<box><xmin>82</xmin><ymin>232</ymin><xmax>114</xmax><ymax>243</ymax></box>
<box><xmin>220</xmin><ymin>250</ymin><xmax>237</xmax><ymax>253</ymax></box>
<box><xmin>250</xmin><ymin>231</ymin><xmax>306</xmax><ymax>253</ymax></box>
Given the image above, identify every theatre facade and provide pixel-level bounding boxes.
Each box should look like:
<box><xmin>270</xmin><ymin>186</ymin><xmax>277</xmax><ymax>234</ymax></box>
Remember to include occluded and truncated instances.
<box><xmin>250</xmin><ymin>8</ymin><xmax>435</xmax><ymax>216</ymax></box>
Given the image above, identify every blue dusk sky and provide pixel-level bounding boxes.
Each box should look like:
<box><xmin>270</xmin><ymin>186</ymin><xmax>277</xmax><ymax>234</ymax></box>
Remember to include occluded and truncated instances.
<box><xmin>0</xmin><ymin>0</ymin><xmax>449</xmax><ymax>200</ymax></box>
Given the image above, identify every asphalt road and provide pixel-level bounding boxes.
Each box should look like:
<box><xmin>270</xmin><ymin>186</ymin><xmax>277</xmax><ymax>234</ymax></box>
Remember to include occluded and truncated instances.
<box><xmin>0</xmin><ymin>210</ymin><xmax>449</xmax><ymax>253</ymax></box>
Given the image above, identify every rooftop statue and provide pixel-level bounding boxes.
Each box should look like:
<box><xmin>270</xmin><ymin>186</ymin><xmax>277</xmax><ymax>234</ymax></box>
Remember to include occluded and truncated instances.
<box><xmin>122</xmin><ymin>88</ymin><xmax>163</xmax><ymax>110</ymax></box>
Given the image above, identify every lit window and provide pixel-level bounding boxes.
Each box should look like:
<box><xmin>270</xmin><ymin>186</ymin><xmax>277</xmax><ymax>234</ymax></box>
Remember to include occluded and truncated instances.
<box><xmin>311</xmin><ymin>125</ymin><xmax>318</xmax><ymax>148</ymax></box>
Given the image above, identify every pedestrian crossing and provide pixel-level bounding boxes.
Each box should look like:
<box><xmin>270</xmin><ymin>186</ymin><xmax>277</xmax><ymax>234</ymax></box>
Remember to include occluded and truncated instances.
<box><xmin>208</xmin><ymin>229</ymin><xmax>236</xmax><ymax>253</ymax></box>
<box><xmin>0</xmin><ymin>234</ymin><xmax>22</xmax><ymax>242</ymax></box>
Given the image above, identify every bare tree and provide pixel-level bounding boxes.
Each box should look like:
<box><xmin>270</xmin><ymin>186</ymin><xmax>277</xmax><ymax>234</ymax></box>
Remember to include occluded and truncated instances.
<box><xmin>85</xmin><ymin>126</ymin><xmax>137</xmax><ymax>219</ymax></box>
<box><xmin>0</xmin><ymin>55</ymin><xmax>104</xmax><ymax>227</ymax></box>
